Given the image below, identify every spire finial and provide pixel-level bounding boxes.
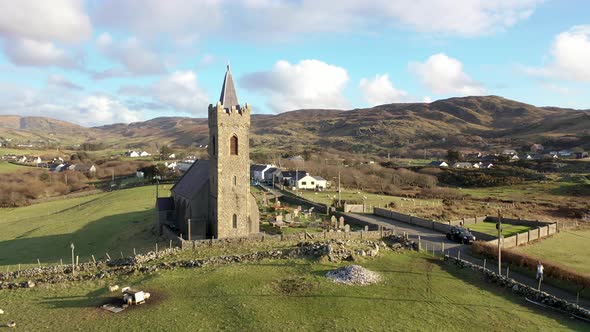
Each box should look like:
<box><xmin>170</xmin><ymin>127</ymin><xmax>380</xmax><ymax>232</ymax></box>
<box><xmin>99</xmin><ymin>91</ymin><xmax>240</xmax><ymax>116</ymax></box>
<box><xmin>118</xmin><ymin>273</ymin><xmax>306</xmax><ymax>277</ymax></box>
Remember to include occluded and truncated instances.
<box><xmin>227</xmin><ymin>61</ymin><xmax>230</xmax><ymax>71</ymax></box>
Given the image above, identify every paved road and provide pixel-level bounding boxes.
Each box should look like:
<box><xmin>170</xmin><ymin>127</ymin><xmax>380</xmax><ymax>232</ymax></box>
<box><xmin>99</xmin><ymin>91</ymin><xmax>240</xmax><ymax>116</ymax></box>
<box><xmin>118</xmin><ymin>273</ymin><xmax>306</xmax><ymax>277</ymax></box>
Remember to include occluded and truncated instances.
<box><xmin>346</xmin><ymin>212</ymin><xmax>464</xmax><ymax>254</ymax></box>
<box><xmin>347</xmin><ymin>212</ymin><xmax>589</xmax><ymax>309</ymax></box>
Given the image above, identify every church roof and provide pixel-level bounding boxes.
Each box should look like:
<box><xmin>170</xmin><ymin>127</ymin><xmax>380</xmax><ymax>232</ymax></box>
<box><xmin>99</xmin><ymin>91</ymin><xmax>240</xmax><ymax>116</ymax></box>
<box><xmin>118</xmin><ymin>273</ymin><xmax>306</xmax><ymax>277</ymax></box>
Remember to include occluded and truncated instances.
<box><xmin>219</xmin><ymin>65</ymin><xmax>239</xmax><ymax>108</ymax></box>
<box><xmin>171</xmin><ymin>159</ymin><xmax>210</xmax><ymax>200</ymax></box>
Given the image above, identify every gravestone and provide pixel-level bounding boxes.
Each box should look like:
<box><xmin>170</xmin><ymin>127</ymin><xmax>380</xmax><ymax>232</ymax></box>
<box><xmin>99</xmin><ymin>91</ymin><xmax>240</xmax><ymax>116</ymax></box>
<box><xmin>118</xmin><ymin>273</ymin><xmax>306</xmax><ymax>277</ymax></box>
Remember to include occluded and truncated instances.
<box><xmin>285</xmin><ymin>213</ymin><xmax>293</xmax><ymax>222</ymax></box>
<box><xmin>275</xmin><ymin>199</ymin><xmax>281</xmax><ymax>208</ymax></box>
<box><xmin>297</xmin><ymin>205</ymin><xmax>302</xmax><ymax>211</ymax></box>
<box><xmin>275</xmin><ymin>214</ymin><xmax>283</xmax><ymax>223</ymax></box>
<box><xmin>344</xmin><ymin>224</ymin><xmax>350</xmax><ymax>232</ymax></box>
<box><xmin>339</xmin><ymin>216</ymin><xmax>345</xmax><ymax>229</ymax></box>
<box><xmin>330</xmin><ymin>215</ymin><xmax>337</xmax><ymax>228</ymax></box>
<box><xmin>293</xmin><ymin>209</ymin><xmax>299</xmax><ymax>217</ymax></box>
<box><xmin>364</xmin><ymin>225</ymin><xmax>369</xmax><ymax>231</ymax></box>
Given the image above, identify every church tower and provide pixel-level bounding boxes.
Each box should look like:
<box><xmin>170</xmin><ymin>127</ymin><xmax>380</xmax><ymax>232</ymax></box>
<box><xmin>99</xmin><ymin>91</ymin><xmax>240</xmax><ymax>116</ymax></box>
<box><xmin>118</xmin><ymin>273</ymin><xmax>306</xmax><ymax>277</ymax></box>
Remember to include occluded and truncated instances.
<box><xmin>208</xmin><ymin>65</ymin><xmax>258</xmax><ymax>238</ymax></box>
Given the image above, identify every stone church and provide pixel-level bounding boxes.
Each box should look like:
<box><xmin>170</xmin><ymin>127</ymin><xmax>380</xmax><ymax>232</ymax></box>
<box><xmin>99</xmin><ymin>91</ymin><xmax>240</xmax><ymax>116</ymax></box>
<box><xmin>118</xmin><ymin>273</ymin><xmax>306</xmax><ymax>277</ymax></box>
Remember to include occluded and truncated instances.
<box><xmin>156</xmin><ymin>65</ymin><xmax>260</xmax><ymax>239</ymax></box>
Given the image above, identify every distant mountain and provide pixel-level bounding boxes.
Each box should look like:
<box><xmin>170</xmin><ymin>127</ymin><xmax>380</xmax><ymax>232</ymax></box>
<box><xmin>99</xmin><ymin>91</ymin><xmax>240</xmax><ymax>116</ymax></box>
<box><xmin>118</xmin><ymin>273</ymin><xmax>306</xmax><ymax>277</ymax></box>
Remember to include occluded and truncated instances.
<box><xmin>0</xmin><ymin>115</ymin><xmax>96</xmax><ymax>144</ymax></box>
<box><xmin>2</xmin><ymin>96</ymin><xmax>589</xmax><ymax>154</ymax></box>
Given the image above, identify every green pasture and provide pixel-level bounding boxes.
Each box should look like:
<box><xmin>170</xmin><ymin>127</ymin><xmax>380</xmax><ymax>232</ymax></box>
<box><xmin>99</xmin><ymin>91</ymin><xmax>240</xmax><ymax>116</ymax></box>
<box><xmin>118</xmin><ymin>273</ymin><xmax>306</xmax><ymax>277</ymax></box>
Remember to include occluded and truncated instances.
<box><xmin>0</xmin><ymin>161</ymin><xmax>28</xmax><ymax>174</ymax></box>
<box><xmin>515</xmin><ymin>228</ymin><xmax>590</xmax><ymax>275</ymax></box>
<box><xmin>0</xmin><ymin>185</ymin><xmax>172</xmax><ymax>268</ymax></box>
<box><xmin>0</xmin><ymin>251</ymin><xmax>584</xmax><ymax>331</ymax></box>
<box><xmin>467</xmin><ymin>222</ymin><xmax>534</xmax><ymax>238</ymax></box>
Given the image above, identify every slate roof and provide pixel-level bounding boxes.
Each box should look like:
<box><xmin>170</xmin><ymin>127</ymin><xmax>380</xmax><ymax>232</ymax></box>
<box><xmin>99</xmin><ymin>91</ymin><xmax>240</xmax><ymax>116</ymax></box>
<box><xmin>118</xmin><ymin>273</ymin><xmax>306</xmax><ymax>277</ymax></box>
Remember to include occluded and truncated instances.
<box><xmin>171</xmin><ymin>160</ymin><xmax>210</xmax><ymax>200</ymax></box>
<box><xmin>250</xmin><ymin>164</ymin><xmax>268</xmax><ymax>172</ymax></box>
<box><xmin>312</xmin><ymin>176</ymin><xmax>326</xmax><ymax>181</ymax></box>
<box><xmin>281</xmin><ymin>170</ymin><xmax>307</xmax><ymax>179</ymax></box>
<box><xmin>219</xmin><ymin>65</ymin><xmax>239</xmax><ymax>108</ymax></box>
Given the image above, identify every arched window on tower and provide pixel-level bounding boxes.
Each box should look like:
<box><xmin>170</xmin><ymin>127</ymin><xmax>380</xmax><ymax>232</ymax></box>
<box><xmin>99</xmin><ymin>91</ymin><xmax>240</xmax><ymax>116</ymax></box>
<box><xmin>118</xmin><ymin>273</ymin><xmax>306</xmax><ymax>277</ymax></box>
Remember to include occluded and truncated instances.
<box><xmin>232</xmin><ymin>214</ymin><xmax>238</xmax><ymax>229</ymax></box>
<box><xmin>212</xmin><ymin>135</ymin><xmax>216</xmax><ymax>156</ymax></box>
<box><xmin>230</xmin><ymin>135</ymin><xmax>238</xmax><ymax>155</ymax></box>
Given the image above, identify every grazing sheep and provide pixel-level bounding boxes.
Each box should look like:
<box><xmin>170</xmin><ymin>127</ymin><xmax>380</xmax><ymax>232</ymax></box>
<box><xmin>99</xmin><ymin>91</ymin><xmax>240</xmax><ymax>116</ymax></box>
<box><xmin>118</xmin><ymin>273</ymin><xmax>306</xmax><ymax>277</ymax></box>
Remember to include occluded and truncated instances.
<box><xmin>108</xmin><ymin>285</ymin><xmax>119</xmax><ymax>292</ymax></box>
<box><xmin>7</xmin><ymin>321</ymin><xmax>16</xmax><ymax>328</ymax></box>
<box><xmin>0</xmin><ymin>309</ymin><xmax>4</xmax><ymax>314</ymax></box>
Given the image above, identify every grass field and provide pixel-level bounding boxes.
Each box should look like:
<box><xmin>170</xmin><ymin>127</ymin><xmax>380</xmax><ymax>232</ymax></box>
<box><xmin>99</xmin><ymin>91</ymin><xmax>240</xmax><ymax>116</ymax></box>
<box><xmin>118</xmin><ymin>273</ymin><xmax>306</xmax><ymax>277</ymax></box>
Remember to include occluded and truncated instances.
<box><xmin>0</xmin><ymin>185</ymin><xmax>171</xmax><ymax>268</ymax></box>
<box><xmin>0</xmin><ymin>160</ymin><xmax>28</xmax><ymax>174</ymax></box>
<box><xmin>467</xmin><ymin>222</ymin><xmax>533</xmax><ymax>237</ymax></box>
<box><xmin>294</xmin><ymin>188</ymin><xmax>441</xmax><ymax>210</ymax></box>
<box><xmin>515</xmin><ymin>229</ymin><xmax>590</xmax><ymax>276</ymax></box>
<box><xmin>0</xmin><ymin>251</ymin><xmax>584</xmax><ymax>331</ymax></box>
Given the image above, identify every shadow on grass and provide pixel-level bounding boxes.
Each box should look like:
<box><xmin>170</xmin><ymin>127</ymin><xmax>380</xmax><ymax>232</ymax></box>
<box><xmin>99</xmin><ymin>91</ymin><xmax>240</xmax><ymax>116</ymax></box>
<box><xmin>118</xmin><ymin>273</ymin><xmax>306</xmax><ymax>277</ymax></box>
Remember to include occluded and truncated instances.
<box><xmin>0</xmin><ymin>209</ymin><xmax>157</xmax><ymax>266</ymax></box>
<box><xmin>436</xmin><ymin>257</ymin><xmax>588</xmax><ymax>327</ymax></box>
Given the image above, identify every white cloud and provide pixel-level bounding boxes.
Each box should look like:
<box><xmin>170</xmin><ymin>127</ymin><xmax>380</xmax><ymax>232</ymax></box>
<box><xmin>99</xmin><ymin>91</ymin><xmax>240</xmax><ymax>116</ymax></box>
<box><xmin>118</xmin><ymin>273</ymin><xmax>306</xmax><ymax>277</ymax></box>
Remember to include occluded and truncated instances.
<box><xmin>93</xmin><ymin>0</ymin><xmax>540</xmax><ymax>39</ymax></box>
<box><xmin>47</xmin><ymin>74</ymin><xmax>83</xmax><ymax>90</ymax></box>
<box><xmin>524</xmin><ymin>25</ymin><xmax>590</xmax><ymax>82</ymax></box>
<box><xmin>359</xmin><ymin>74</ymin><xmax>408</xmax><ymax>106</ymax></box>
<box><xmin>409</xmin><ymin>53</ymin><xmax>485</xmax><ymax>96</ymax></box>
<box><xmin>0</xmin><ymin>0</ymin><xmax>91</xmax><ymax>43</ymax></box>
<box><xmin>94</xmin><ymin>33</ymin><xmax>167</xmax><ymax>78</ymax></box>
<box><xmin>0</xmin><ymin>83</ymin><xmax>142</xmax><ymax>126</ymax></box>
<box><xmin>242</xmin><ymin>59</ymin><xmax>349</xmax><ymax>112</ymax></box>
<box><xmin>153</xmin><ymin>71</ymin><xmax>210</xmax><ymax>114</ymax></box>
<box><xmin>2</xmin><ymin>38</ymin><xmax>78</xmax><ymax>68</ymax></box>
<box><xmin>118</xmin><ymin>71</ymin><xmax>210</xmax><ymax>116</ymax></box>
<box><xmin>77</xmin><ymin>96</ymin><xmax>142</xmax><ymax>126</ymax></box>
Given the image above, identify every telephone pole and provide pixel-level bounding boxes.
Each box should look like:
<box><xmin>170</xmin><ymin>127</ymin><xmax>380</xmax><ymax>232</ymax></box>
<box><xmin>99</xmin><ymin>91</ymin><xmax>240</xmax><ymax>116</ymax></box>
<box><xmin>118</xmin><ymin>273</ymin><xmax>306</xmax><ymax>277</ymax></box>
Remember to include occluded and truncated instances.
<box><xmin>497</xmin><ymin>210</ymin><xmax>502</xmax><ymax>275</ymax></box>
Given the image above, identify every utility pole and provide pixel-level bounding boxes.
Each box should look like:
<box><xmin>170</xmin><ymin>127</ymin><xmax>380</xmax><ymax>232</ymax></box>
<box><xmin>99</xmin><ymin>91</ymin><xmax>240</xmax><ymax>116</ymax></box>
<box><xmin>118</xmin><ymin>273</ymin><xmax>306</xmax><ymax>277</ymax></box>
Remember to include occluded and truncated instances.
<box><xmin>338</xmin><ymin>171</ymin><xmax>341</xmax><ymax>207</ymax></box>
<box><xmin>187</xmin><ymin>218</ymin><xmax>191</xmax><ymax>241</ymax></box>
<box><xmin>70</xmin><ymin>243</ymin><xmax>75</xmax><ymax>275</ymax></box>
<box><xmin>497</xmin><ymin>210</ymin><xmax>502</xmax><ymax>275</ymax></box>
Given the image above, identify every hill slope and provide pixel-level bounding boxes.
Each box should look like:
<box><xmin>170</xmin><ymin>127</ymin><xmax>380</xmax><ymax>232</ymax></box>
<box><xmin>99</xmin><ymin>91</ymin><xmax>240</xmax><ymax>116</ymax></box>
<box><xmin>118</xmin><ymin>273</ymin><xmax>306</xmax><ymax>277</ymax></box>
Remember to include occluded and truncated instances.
<box><xmin>2</xmin><ymin>96</ymin><xmax>589</xmax><ymax>153</ymax></box>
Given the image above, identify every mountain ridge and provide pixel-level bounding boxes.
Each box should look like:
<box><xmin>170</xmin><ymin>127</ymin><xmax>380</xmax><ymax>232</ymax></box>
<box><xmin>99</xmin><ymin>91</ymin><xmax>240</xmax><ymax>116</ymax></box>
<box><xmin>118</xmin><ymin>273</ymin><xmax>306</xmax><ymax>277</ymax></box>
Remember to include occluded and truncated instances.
<box><xmin>1</xmin><ymin>96</ymin><xmax>588</xmax><ymax>153</ymax></box>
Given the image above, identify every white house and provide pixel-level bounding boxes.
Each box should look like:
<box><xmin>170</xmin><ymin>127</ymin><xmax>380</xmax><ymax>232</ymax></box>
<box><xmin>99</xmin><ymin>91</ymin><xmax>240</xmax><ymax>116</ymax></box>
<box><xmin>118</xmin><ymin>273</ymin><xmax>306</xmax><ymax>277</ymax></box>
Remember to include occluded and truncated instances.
<box><xmin>140</xmin><ymin>151</ymin><xmax>151</xmax><ymax>157</ymax></box>
<box><xmin>251</xmin><ymin>164</ymin><xmax>275</xmax><ymax>182</ymax></box>
<box><xmin>16</xmin><ymin>155</ymin><xmax>27</xmax><ymax>163</ymax></box>
<box><xmin>136</xmin><ymin>171</ymin><xmax>145</xmax><ymax>178</ymax></box>
<box><xmin>168</xmin><ymin>153</ymin><xmax>176</xmax><ymax>159</ymax></box>
<box><xmin>290</xmin><ymin>175</ymin><xmax>327</xmax><ymax>190</ymax></box>
<box><xmin>31</xmin><ymin>156</ymin><xmax>42</xmax><ymax>164</ymax></box>
<box><xmin>453</xmin><ymin>162</ymin><xmax>473</xmax><ymax>169</ymax></box>
<box><xmin>509</xmin><ymin>154</ymin><xmax>520</xmax><ymax>161</ymax></box>
<box><xmin>127</xmin><ymin>150</ymin><xmax>140</xmax><ymax>158</ymax></box>
<box><xmin>166</xmin><ymin>162</ymin><xmax>177</xmax><ymax>170</ymax></box>
<box><xmin>428</xmin><ymin>161</ymin><xmax>449</xmax><ymax>167</ymax></box>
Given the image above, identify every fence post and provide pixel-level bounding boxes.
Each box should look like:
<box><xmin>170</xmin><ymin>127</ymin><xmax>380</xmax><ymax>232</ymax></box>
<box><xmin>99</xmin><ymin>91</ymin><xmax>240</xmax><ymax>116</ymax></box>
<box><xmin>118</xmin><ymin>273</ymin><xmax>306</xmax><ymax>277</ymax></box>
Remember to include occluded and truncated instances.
<box><xmin>92</xmin><ymin>255</ymin><xmax>96</xmax><ymax>264</ymax></box>
<box><xmin>169</xmin><ymin>240</ymin><xmax>172</xmax><ymax>249</ymax></box>
<box><xmin>441</xmin><ymin>242</ymin><xmax>445</xmax><ymax>254</ymax></box>
<box><xmin>133</xmin><ymin>248</ymin><xmax>136</xmax><ymax>256</ymax></box>
<box><xmin>483</xmin><ymin>258</ymin><xmax>486</xmax><ymax>270</ymax></box>
<box><xmin>418</xmin><ymin>235</ymin><xmax>421</xmax><ymax>251</ymax></box>
<box><xmin>106</xmin><ymin>252</ymin><xmax>111</xmax><ymax>260</ymax></box>
<box><xmin>60</xmin><ymin>258</ymin><xmax>63</xmax><ymax>266</ymax></box>
<box><xmin>155</xmin><ymin>243</ymin><xmax>158</xmax><ymax>254</ymax></box>
<box><xmin>37</xmin><ymin>258</ymin><xmax>41</xmax><ymax>268</ymax></box>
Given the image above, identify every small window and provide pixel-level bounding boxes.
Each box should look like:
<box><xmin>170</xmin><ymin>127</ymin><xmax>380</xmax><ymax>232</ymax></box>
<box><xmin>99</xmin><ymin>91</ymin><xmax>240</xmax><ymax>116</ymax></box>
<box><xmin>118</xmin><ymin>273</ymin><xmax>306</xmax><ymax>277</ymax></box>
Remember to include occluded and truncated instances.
<box><xmin>230</xmin><ymin>135</ymin><xmax>238</xmax><ymax>155</ymax></box>
<box><xmin>311</xmin><ymin>181</ymin><xmax>315</xmax><ymax>185</ymax></box>
<box><xmin>212</xmin><ymin>135</ymin><xmax>216</xmax><ymax>156</ymax></box>
<box><xmin>233</xmin><ymin>175</ymin><xmax>237</xmax><ymax>186</ymax></box>
<box><xmin>302</xmin><ymin>181</ymin><xmax>306</xmax><ymax>185</ymax></box>
<box><xmin>232</xmin><ymin>214</ymin><xmax>238</xmax><ymax>228</ymax></box>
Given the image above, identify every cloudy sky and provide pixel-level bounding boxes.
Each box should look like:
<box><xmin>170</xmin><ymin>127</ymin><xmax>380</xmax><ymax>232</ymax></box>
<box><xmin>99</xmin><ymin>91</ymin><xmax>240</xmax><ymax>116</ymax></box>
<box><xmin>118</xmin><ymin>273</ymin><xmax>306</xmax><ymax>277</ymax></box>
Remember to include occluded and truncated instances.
<box><xmin>0</xmin><ymin>0</ymin><xmax>589</xmax><ymax>126</ymax></box>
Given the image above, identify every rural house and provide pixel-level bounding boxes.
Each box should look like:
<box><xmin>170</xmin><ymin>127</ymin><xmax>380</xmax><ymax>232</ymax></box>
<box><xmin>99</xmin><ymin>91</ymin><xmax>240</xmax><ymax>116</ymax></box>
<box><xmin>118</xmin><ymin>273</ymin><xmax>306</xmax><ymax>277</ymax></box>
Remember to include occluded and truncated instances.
<box><xmin>428</xmin><ymin>161</ymin><xmax>448</xmax><ymax>167</ymax></box>
<box><xmin>290</xmin><ymin>174</ymin><xmax>327</xmax><ymax>190</ymax></box>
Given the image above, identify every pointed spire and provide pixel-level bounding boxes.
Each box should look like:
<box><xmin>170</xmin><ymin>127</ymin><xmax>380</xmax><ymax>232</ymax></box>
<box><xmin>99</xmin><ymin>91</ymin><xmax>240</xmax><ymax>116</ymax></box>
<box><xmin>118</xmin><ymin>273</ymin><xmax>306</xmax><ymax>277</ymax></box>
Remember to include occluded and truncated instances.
<box><xmin>219</xmin><ymin>64</ymin><xmax>239</xmax><ymax>108</ymax></box>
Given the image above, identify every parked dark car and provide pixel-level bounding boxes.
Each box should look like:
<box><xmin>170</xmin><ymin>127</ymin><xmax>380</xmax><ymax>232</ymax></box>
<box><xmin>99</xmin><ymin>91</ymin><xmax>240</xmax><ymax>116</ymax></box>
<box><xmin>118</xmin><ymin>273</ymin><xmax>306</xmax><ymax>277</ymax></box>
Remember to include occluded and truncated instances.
<box><xmin>446</xmin><ymin>226</ymin><xmax>476</xmax><ymax>244</ymax></box>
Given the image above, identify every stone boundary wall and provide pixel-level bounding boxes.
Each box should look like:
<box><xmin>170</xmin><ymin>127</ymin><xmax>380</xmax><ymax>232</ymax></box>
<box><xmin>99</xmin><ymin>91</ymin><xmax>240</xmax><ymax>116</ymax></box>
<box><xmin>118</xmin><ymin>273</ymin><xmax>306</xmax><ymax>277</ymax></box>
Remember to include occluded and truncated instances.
<box><xmin>450</xmin><ymin>216</ymin><xmax>555</xmax><ymax>228</ymax></box>
<box><xmin>343</xmin><ymin>203</ymin><xmax>365</xmax><ymax>213</ymax></box>
<box><xmin>487</xmin><ymin>223</ymin><xmax>557</xmax><ymax>249</ymax></box>
<box><xmin>444</xmin><ymin>255</ymin><xmax>590</xmax><ymax>320</ymax></box>
<box><xmin>374</xmin><ymin>207</ymin><xmax>452</xmax><ymax>234</ymax></box>
<box><xmin>161</xmin><ymin>224</ymin><xmax>393</xmax><ymax>250</ymax></box>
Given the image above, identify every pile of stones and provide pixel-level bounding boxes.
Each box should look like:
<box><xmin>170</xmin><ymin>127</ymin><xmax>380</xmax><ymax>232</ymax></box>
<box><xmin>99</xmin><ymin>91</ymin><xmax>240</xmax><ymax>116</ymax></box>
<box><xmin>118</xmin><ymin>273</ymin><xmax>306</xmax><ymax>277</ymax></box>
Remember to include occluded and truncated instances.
<box><xmin>326</xmin><ymin>265</ymin><xmax>382</xmax><ymax>285</ymax></box>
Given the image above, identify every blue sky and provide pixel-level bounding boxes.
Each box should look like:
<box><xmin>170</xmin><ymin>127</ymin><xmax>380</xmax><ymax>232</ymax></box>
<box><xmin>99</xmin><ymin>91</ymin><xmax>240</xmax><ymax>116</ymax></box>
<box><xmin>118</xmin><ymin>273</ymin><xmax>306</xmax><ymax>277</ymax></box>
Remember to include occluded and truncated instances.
<box><xmin>0</xmin><ymin>0</ymin><xmax>588</xmax><ymax>126</ymax></box>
